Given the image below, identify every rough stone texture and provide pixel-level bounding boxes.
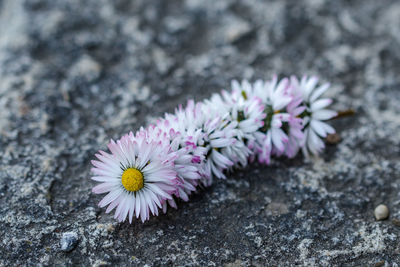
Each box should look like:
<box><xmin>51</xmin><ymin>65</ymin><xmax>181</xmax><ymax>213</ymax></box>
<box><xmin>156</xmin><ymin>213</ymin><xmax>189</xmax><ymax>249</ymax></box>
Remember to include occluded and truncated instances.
<box><xmin>1</xmin><ymin>0</ymin><xmax>400</xmax><ymax>266</ymax></box>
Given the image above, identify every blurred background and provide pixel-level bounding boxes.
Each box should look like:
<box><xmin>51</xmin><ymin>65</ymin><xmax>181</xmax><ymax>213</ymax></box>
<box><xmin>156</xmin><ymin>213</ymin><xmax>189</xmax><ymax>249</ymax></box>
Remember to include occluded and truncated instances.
<box><xmin>1</xmin><ymin>0</ymin><xmax>400</xmax><ymax>265</ymax></box>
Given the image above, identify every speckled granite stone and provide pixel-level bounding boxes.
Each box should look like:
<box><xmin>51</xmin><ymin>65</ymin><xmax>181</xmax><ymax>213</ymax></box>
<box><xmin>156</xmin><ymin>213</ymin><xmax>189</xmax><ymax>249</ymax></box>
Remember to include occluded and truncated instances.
<box><xmin>1</xmin><ymin>0</ymin><xmax>400</xmax><ymax>265</ymax></box>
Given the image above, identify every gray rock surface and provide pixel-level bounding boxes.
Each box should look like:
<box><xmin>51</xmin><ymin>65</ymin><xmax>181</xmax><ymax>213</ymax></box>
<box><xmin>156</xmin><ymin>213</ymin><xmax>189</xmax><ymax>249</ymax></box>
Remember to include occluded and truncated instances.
<box><xmin>1</xmin><ymin>0</ymin><xmax>400</xmax><ymax>266</ymax></box>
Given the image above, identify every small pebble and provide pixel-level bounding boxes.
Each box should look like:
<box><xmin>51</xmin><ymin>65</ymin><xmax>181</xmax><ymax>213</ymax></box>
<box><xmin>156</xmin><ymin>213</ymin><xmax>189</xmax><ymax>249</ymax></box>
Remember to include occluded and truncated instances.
<box><xmin>374</xmin><ymin>204</ymin><xmax>389</xmax><ymax>221</ymax></box>
<box><xmin>60</xmin><ymin>231</ymin><xmax>79</xmax><ymax>252</ymax></box>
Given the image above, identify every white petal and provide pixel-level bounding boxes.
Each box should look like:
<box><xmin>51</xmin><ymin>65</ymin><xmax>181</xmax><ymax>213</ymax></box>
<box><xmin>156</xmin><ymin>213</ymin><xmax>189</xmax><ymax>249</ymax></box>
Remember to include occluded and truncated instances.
<box><xmin>91</xmin><ymin>176</ymin><xmax>120</xmax><ymax>183</ymax></box>
<box><xmin>310</xmin><ymin>120</ymin><xmax>328</xmax><ymax>137</ymax></box>
<box><xmin>98</xmin><ymin>188</ymin><xmax>123</xmax><ymax>207</ymax></box>
<box><xmin>310</xmin><ymin>83</ymin><xmax>330</xmax><ymax>102</ymax></box>
<box><xmin>311</xmin><ymin>98</ymin><xmax>332</xmax><ymax>111</ymax></box>
<box><xmin>146</xmin><ymin>183</ymin><xmax>173</xmax><ymax>199</ymax></box>
<box><xmin>128</xmin><ymin>194</ymin><xmax>136</xmax><ymax>223</ymax></box>
<box><xmin>92</xmin><ymin>183</ymin><xmax>118</xmax><ymax>194</ymax></box>
<box><xmin>271</xmin><ymin>128</ymin><xmax>288</xmax><ymax>152</ymax></box>
<box><xmin>304</xmin><ymin>77</ymin><xmax>318</xmax><ymax>99</ymax></box>
<box><xmin>312</xmin><ymin>109</ymin><xmax>337</xmax><ymax>120</ymax></box>
<box><xmin>135</xmin><ymin>192</ymin><xmax>141</xmax><ymax>218</ymax></box>
<box><xmin>105</xmin><ymin>194</ymin><xmax>123</xmax><ymax>213</ymax></box>
<box><xmin>210</xmin><ymin>138</ymin><xmax>233</xmax><ymax>148</ymax></box>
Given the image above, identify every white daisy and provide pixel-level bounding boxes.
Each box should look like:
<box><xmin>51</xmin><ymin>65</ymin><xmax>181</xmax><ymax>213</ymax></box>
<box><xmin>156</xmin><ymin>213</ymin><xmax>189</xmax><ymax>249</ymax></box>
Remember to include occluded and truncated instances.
<box><xmin>227</xmin><ymin>82</ymin><xmax>266</xmax><ymax>140</ymax></box>
<box><xmin>144</xmin><ymin>122</ymin><xmax>205</xmax><ymax>212</ymax></box>
<box><xmin>281</xmin><ymin>95</ymin><xmax>306</xmax><ymax>158</ymax></box>
<box><xmin>290</xmin><ymin>76</ymin><xmax>337</xmax><ymax>156</ymax></box>
<box><xmin>91</xmin><ymin>133</ymin><xmax>178</xmax><ymax>223</ymax></box>
<box><xmin>235</xmin><ymin>77</ymin><xmax>292</xmax><ymax>164</ymax></box>
<box><xmin>169</xmin><ymin>100</ymin><xmax>237</xmax><ymax>183</ymax></box>
<box><xmin>203</xmin><ymin>88</ymin><xmax>265</xmax><ymax>167</ymax></box>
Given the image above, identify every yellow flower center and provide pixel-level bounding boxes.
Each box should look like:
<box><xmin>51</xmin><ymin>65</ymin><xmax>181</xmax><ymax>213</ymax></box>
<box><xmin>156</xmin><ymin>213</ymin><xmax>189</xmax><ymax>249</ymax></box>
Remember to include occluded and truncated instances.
<box><xmin>121</xmin><ymin>168</ymin><xmax>144</xmax><ymax>192</ymax></box>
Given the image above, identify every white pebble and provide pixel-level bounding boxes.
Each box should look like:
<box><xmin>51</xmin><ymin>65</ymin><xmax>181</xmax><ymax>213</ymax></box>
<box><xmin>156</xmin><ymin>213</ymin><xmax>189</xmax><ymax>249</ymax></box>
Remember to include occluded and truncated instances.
<box><xmin>374</xmin><ymin>204</ymin><xmax>389</xmax><ymax>221</ymax></box>
<box><xmin>60</xmin><ymin>231</ymin><xmax>79</xmax><ymax>252</ymax></box>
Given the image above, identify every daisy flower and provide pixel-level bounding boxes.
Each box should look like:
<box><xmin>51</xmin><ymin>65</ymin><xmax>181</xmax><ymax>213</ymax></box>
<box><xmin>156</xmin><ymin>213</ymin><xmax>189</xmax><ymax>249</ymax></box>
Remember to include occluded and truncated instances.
<box><xmin>203</xmin><ymin>88</ymin><xmax>265</xmax><ymax>167</ymax></box>
<box><xmin>234</xmin><ymin>77</ymin><xmax>292</xmax><ymax>164</ymax></box>
<box><xmin>290</xmin><ymin>76</ymin><xmax>337</xmax><ymax>156</ymax></box>
<box><xmin>91</xmin><ymin>133</ymin><xmax>178</xmax><ymax>223</ymax></box>
<box><xmin>281</xmin><ymin>95</ymin><xmax>306</xmax><ymax>158</ymax></box>
<box><xmin>139</xmin><ymin>124</ymin><xmax>203</xmax><ymax>199</ymax></box>
<box><xmin>171</xmin><ymin>100</ymin><xmax>237</xmax><ymax>183</ymax></box>
<box><xmin>145</xmin><ymin>122</ymin><xmax>206</xmax><ymax>212</ymax></box>
<box><xmin>199</xmin><ymin>107</ymin><xmax>237</xmax><ymax>180</ymax></box>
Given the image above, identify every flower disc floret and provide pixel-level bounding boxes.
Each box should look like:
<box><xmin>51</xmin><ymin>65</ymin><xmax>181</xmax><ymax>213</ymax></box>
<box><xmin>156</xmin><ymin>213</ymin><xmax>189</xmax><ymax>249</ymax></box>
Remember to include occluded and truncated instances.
<box><xmin>121</xmin><ymin>168</ymin><xmax>144</xmax><ymax>192</ymax></box>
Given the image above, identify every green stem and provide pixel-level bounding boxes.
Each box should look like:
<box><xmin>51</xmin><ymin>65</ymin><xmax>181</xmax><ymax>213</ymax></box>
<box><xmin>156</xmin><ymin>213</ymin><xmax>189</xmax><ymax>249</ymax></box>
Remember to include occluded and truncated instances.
<box><xmin>329</xmin><ymin>109</ymin><xmax>355</xmax><ymax>120</ymax></box>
